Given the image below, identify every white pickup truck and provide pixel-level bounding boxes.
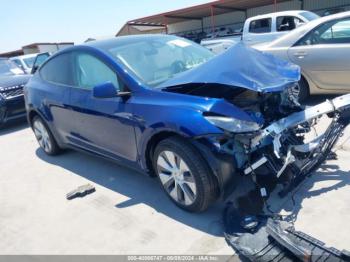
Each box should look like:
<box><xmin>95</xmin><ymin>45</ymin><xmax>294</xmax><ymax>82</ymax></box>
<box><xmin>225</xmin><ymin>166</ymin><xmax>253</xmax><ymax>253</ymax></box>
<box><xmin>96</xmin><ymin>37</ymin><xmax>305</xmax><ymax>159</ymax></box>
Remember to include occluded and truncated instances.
<box><xmin>201</xmin><ymin>10</ymin><xmax>319</xmax><ymax>54</ymax></box>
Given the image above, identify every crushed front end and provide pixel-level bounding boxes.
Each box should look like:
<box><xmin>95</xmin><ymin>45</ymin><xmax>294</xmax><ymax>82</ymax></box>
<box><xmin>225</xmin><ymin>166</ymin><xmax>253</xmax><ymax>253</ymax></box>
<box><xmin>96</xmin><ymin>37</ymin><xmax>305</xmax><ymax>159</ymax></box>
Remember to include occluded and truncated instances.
<box><xmin>159</xmin><ymin>43</ymin><xmax>350</xmax><ymax>199</ymax></box>
<box><xmin>218</xmin><ymin>91</ymin><xmax>350</xmax><ymax>198</ymax></box>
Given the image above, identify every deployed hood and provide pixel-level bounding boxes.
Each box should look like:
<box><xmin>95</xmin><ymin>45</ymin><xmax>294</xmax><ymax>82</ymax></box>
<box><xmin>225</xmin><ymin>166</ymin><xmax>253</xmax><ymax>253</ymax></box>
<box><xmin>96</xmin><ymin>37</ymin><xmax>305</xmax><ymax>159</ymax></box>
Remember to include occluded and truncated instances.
<box><xmin>157</xmin><ymin>43</ymin><xmax>300</xmax><ymax>92</ymax></box>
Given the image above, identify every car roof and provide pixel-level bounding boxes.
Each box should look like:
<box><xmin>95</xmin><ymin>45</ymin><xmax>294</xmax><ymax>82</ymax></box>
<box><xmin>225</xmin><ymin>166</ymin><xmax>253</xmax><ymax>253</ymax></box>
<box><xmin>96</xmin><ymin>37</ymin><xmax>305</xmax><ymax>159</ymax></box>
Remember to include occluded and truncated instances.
<box><xmin>246</xmin><ymin>10</ymin><xmax>313</xmax><ymax>21</ymax></box>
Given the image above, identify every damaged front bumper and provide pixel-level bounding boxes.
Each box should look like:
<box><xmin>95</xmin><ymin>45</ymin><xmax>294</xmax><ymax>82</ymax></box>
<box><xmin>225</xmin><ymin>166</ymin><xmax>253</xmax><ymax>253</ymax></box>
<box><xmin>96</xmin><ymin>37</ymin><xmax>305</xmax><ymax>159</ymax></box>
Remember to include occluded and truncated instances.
<box><xmin>242</xmin><ymin>93</ymin><xmax>350</xmax><ymax>196</ymax></box>
<box><xmin>193</xmin><ymin>94</ymin><xmax>350</xmax><ymax>199</ymax></box>
<box><xmin>251</xmin><ymin>93</ymin><xmax>350</xmax><ymax>152</ymax></box>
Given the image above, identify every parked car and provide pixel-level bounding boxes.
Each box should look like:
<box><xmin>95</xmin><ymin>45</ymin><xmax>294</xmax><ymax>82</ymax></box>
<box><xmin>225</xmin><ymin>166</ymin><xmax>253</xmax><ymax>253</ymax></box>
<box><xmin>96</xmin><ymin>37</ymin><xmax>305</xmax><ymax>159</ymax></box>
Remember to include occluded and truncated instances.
<box><xmin>11</xmin><ymin>53</ymin><xmax>39</xmax><ymax>74</ymax></box>
<box><xmin>323</xmin><ymin>7</ymin><xmax>346</xmax><ymax>16</ymax></box>
<box><xmin>0</xmin><ymin>58</ymin><xmax>31</xmax><ymax>126</ymax></box>
<box><xmin>200</xmin><ymin>38</ymin><xmax>238</xmax><ymax>54</ymax></box>
<box><xmin>25</xmin><ymin>35</ymin><xmax>350</xmax><ymax>212</ymax></box>
<box><xmin>206</xmin><ymin>27</ymin><xmax>234</xmax><ymax>39</ymax></box>
<box><xmin>201</xmin><ymin>10</ymin><xmax>319</xmax><ymax>53</ymax></box>
<box><xmin>257</xmin><ymin>11</ymin><xmax>350</xmax><ymax>101</ymax></box>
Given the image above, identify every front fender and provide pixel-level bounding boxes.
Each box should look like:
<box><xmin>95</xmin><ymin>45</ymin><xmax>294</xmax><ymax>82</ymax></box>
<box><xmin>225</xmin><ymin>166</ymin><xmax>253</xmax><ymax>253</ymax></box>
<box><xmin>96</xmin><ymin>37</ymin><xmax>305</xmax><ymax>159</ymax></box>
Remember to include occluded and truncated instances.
<box><xmin>135</xmin><ymin>105</ymin><xmax>225</xmax><ymax>170</ymax></box>
<box><xmin>133</xmin><ymin>102</ymin><xmax>241</xmax><ymax>199</ymax></box>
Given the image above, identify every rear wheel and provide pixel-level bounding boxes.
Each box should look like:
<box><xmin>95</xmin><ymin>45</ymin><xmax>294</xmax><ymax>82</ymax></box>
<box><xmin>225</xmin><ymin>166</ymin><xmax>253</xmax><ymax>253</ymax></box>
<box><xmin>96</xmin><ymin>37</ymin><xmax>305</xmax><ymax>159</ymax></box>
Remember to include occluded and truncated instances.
<box><xmin>32</xmin><ymin>116</ymin><xmax>61</xmax><ymax>155</ymax></box>
<box><xmin>153</xmin><ymin>137</ymin><xmax>218</xmax><ymax>212</ymax></box>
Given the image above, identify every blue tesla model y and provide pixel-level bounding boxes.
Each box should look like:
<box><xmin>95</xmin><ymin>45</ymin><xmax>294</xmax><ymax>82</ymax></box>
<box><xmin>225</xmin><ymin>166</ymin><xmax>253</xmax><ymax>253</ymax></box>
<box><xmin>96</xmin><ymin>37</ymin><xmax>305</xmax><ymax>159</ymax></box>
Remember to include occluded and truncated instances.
<box><xmin>25</xmin><ymin>34</ymin><xmax>350</xmax><ymax>212</ymax></box>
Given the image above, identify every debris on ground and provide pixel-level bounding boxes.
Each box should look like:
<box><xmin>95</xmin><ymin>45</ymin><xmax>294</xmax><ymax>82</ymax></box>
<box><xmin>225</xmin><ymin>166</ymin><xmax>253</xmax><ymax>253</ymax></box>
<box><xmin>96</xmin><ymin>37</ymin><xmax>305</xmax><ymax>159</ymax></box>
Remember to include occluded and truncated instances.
<box><xmin>223</xmin><ymin>202</ymin><xmax>350</xmax><ymax>262</ymax></box>
<box><xmin>66</xmin><ymin>184</ymin><xmax>96</xmax><ymax>200</ymax></box>
<box><xmin>327</xmin><ymin>151</ymin><xmax>338</xmax><ymax>160</ymax></box>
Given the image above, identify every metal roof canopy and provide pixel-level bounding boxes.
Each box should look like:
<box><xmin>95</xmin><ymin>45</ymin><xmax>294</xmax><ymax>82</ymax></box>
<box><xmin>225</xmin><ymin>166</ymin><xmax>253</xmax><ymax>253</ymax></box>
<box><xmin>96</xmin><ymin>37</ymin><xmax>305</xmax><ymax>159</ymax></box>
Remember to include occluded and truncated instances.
<box><xmin>126</xmin><ymin>0</ymin><xmax>286</xmax><ymax>30</ymax></box>
<box><xmin>22</xmin><ymin>42</ymin><xmax>74</xmax><ymax>49</ymax></box>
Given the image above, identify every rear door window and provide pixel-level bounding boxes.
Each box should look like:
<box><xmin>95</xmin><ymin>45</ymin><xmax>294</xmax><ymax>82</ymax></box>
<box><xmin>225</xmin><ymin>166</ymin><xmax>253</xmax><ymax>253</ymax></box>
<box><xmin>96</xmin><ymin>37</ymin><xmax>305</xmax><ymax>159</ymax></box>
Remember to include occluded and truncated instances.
<box><xmin>296</xmin><ymin>18</ymin><xmax>350</xmax><ymax>46</ymax></box>
<box><xmin>40</xmin><ymin>53</ymin><xmax>73</xmax><ymax>86</ymax></box>
<box><xmin>249</xmin><ymin>18</ymin><xmax>272</xmax><ymax>33</ymax></box>
<box><xmin>319</xmin><ymin>19</ymin><xmax>350</xmax><ymax>43</ymax></box>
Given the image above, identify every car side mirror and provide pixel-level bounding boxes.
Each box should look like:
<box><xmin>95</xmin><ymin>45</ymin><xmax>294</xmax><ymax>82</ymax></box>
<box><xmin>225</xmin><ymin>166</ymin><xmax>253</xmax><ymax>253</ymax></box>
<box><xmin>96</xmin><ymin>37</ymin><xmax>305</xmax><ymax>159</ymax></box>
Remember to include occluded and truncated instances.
<box><xmin>92</xmin><ymin>82</ymin><xmax>131</xmax><ymax>99</ymax></box>
<box><xmin>93</xmin><ymin>82</ymin><xmax>118</xmax><ymax>98</ymax></box>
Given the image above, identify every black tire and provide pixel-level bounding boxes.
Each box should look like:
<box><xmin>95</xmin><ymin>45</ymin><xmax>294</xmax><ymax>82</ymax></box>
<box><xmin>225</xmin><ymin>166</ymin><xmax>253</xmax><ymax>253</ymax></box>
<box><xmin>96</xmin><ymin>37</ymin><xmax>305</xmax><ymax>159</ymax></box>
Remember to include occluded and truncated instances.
<box><xmin>0</xmin><ymin>108</ymin><xmax>5</xmax><ymax>129</ymax></box>
<box><xmin>153</xmin><ymin>136</ymin><xmax>219</xmax><ymax>212</ymax></box>
<box><xmin>297</xmin><ymin>77</ymin><xmax>309</xmax><ymax>103</ymax></box>
<box><xmin>32</xmin><ymin>116</ymin><xmax>61</xmax><ymax>155</ymax></box>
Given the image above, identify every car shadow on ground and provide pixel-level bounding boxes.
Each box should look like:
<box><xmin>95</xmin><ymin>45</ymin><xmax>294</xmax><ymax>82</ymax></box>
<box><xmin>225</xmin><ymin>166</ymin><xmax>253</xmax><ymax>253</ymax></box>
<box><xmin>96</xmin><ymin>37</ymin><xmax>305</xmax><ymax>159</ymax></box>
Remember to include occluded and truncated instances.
<box><xmin>0</xmin><ymin>120</ymin><xmax>28</xmax><ymax>136</ymax></box>
<box><xmin>35</xmin><ymin>148</ymin><xmax>225</xmax><ymax>236</ymax></box>
<box><xmin>35</xmin><ymin>145</ymin><xmax>350</xmax><ymax>237</ymax></box>
<box><xmin>304</xmin><ymin>94</ymin><xmax>338</xmax><ymax>106</ymax></box>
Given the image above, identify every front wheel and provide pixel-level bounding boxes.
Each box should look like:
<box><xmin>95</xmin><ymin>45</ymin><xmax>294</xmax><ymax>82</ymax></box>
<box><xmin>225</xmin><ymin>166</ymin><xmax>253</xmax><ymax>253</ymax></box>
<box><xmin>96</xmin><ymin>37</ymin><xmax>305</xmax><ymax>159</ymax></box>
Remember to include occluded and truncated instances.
<box><xmin>32</xmin><ymin>116</ymin><xmax>61</xmax><ymax>155</ymax></box>
<box><xmin>295</xmin><ymin>77</ymin><xmax>309</xmax><ymax>103</ymax></box>
<box><xmin>153</xmin><ymin>137</ymin><xmax>219</xmax><ymax>212</ymax></box>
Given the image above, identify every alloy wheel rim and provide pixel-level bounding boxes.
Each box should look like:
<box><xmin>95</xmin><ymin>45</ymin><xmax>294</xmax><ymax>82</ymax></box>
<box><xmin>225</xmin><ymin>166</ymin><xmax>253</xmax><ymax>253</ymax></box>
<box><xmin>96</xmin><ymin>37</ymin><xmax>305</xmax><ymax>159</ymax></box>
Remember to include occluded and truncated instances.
<box><xmin>33</xmin><ymin>120</ymin><xmax>52</xmax><ymax>153</ymax></box>
<box><xmin>157</xmin><ymin>151</ymin><xmax>197</xmax><ymax>206</ymax></box>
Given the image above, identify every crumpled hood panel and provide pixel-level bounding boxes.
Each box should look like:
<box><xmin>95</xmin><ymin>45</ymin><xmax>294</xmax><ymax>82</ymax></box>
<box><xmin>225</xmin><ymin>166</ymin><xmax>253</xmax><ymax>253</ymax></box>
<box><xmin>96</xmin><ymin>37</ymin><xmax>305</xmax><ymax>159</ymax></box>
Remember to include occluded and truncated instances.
<box><xmin>157</xmin><ymin>43</ymin><xmax>300</xmax><ymax>92</ymax></box>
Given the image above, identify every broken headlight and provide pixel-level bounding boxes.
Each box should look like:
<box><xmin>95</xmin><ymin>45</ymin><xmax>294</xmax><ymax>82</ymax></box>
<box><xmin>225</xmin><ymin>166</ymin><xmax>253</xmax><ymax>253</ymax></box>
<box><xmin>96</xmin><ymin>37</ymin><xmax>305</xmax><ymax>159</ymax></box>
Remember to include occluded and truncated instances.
<box><xmin>205</xmin><ymin>116</ymin><xmax>261</xmax><ymax>133</ymax></box>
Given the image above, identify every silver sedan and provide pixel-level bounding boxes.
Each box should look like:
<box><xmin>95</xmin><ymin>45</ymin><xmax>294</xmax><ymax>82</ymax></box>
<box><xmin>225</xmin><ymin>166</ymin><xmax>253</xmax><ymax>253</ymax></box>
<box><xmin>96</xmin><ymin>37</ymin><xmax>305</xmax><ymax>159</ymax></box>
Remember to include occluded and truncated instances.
<box><xmin>257</xmin><ymin>11</ymin><xmax>350</xmax><ymax>101</ymax></box>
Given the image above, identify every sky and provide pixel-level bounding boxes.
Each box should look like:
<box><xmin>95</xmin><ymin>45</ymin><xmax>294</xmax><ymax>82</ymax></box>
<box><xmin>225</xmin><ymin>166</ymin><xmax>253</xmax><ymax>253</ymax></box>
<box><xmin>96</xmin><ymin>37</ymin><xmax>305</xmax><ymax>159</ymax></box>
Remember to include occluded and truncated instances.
<box><xmin>0</xmin><ymin>0</ymin><xmax>212</xmax><ymax>53</ymax></box>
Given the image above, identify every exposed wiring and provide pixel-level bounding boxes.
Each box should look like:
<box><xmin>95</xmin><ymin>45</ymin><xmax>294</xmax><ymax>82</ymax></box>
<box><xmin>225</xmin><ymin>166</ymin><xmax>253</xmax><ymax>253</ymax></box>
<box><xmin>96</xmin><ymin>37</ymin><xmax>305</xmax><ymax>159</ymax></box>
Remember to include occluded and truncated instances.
<box><xmin>245</xmin><ymin>137</ymin><xmax>292</xmax><ymax>220</ymax></box>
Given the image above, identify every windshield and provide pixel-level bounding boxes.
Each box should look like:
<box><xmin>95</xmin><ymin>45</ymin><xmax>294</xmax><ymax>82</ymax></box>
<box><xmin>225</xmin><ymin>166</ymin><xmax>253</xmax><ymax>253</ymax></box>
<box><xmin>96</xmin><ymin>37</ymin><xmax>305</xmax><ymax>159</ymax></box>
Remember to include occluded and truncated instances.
<box><xmin>107</xmin><ymin>36</ymin><xmax>214</xmax><ymax>87</ymax></box>
<box><xmin>23</xmin><ymin>56</ymin><xmax>36</xmax><ymax>68</ymax></box>
<box><xmin>300</xmin><ymin>11</ymin><xmax>320</xmax><ymax>21</ymax></box>
<box><xmin>0</xmin><ymin>59</ymin><xmax>24</xmax><ymax>76</ymax></box>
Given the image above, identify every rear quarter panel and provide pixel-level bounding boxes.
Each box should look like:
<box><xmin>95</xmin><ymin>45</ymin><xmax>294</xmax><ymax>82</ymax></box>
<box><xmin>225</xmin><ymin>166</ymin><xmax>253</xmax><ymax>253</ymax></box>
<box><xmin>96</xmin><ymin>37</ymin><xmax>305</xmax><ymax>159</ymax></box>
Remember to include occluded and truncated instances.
<box><xmin>25</xmin><ymin>74</ymin><xmax>71</xmax><ymax>145</ymax></box>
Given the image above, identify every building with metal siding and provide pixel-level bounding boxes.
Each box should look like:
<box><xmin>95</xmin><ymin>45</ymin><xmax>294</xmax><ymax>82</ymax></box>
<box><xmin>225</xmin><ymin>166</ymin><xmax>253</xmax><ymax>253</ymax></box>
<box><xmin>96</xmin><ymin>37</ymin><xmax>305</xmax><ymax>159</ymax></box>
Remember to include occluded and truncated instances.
<box><xmin>21</xmin><ymin>43</ymin><xmax>74</xmax><ymax>55</ymax></box>
<box><xmin>117</xmin><ymin>0</ymin><xmax>350</xmax><ymax>39</ymax></box>
<box><xmin>0</xmin><ymin>42</ymin><xmax>74</xmax><ymax>58</ymax></box>
<box><xmin>304</xmin><ymin>0</ymin><xmax>350</xmax><ymax>14</ymax></box>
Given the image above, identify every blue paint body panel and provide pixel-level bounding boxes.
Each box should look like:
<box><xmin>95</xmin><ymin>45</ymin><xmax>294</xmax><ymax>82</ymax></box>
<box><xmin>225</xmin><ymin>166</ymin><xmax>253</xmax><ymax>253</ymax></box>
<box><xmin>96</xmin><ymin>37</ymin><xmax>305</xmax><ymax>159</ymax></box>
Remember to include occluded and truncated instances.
<box><xmin>24</xmin><ymin>35</ymin><xmax>300</xmax><ymax>195</ymax></box>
